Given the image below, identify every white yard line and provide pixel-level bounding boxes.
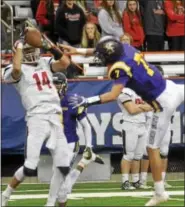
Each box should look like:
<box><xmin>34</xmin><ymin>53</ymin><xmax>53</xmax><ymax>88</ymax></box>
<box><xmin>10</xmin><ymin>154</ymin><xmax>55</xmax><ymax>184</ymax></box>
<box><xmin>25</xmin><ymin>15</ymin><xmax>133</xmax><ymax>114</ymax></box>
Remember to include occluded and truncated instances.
<box><xmin>2</xmin><ymin>179</ymin><xmax>184</xmax><ymax>185</ymax></box>
<box><xmin>132</xmin><ymin>196</ymin><xmax>184</xmax><ymax>202</ymax></box>
<box><xmin>9</xmin><ymin>191</ymin><xmax>184</xmax><ymax>200</ymax></box>
<box><xmin>13</xmin><ymin>186</ymin><xmax>184</xmax><ymax>193</ymax></box>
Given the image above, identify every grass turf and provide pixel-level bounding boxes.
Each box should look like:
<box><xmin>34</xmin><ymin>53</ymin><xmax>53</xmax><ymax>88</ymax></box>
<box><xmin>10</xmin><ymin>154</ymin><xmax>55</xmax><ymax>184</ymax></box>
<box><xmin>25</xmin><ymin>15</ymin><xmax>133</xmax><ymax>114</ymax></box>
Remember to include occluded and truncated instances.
<box><xmin>1</xmin><ymin>180</ymin><xmax>184</xmax><ymax>206</ymax></box>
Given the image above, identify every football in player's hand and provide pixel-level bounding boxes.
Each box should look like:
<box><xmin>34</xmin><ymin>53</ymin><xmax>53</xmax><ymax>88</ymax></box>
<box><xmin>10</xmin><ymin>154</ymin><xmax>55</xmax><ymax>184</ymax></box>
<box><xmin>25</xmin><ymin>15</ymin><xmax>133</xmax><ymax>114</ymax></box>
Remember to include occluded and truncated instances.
<box><xmin>25</xmin><ymin>27</ymin><xmax>42</xmax><ymax>48</ymax></box>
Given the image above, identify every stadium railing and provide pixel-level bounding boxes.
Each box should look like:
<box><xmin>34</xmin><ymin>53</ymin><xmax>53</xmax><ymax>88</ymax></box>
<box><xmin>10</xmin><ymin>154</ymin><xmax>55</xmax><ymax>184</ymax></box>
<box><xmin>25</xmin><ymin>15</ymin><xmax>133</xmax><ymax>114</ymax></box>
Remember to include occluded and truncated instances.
<box><xmin>1</xmin><ymin>51</ymin><xmax>185</xmax><ymax>77</ymax></box>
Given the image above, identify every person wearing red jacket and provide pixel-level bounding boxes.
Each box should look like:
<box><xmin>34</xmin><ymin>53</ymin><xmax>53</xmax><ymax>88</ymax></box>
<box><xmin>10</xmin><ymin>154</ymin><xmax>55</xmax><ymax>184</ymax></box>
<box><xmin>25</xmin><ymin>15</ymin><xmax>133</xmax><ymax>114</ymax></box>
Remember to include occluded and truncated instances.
<box><xmin>164</xmin><ymin>0</ymin><xmax>184</xmax><ymax>51</ymax></box>
<box><xmin>36</xmin><ymin>0</ymin><xmax>61</xmax><ymax>43</ymax></box>
<box><xmin>123</xmin><ymin>0</ymin><xmax>145</xmax><ymax>51</ymax></box>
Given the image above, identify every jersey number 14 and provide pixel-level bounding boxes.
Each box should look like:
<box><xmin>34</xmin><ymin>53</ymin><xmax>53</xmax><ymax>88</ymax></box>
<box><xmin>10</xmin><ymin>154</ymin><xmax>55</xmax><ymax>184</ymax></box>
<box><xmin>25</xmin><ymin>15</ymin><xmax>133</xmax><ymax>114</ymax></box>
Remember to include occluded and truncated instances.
<box><xmin>33</xmin><ymin>71</ymin><xmax>52</xmax><ymax>91</ymax></box>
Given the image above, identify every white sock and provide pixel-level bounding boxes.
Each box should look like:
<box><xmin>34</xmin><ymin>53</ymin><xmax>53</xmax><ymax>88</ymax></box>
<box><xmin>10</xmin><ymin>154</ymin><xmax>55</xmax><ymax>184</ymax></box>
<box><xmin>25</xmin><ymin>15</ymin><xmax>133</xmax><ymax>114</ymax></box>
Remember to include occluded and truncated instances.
<box><xmin>122</xmin><ymin>174</ymin><xmax>129</xmax><ymax>183</ymax></box>
<box><xmin>46</xmin><ymin>168</ymin><xmax>64</xmax><ymax>206</ymax></box>
<box><xmin>154</xmin><ymin>180</ymin><xmax>165</xmax><ymax>195</ymax></box>
<box><xmin>140</xmin><ymin>172</ymin><xmax>148</xmax><ymax>184</ymax></box>
<box><xmin>69</xmin><ymin>169</ymin><xmax>81</xmax><ymax>187</ymax></box>
<box><xmin>132</xmin><ymin>174</ymin><xmax>139</xmax><ymax>183</ymax></box>
<box><xmin>3</xmin><ymin>185</ymin><xmax>14</xmax><ymax>198</ymax></box>
<box><xmin>14</xmin><ymin>166</ymin><xmax>25</xmax><ymax>182</ymax></box>
<box><xmin>162</xmin><ymin>172</ymin><xmax>166</xmax><ymax>181</ymax></box>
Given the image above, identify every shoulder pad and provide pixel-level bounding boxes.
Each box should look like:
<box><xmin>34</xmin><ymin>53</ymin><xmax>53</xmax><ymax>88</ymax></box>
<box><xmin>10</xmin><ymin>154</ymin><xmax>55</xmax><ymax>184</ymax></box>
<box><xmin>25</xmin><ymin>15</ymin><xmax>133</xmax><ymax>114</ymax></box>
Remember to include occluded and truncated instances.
<box><xmin>108</xmin><ymin>61</ymin><xmax>132</xmax><ymax>79</ymax></box>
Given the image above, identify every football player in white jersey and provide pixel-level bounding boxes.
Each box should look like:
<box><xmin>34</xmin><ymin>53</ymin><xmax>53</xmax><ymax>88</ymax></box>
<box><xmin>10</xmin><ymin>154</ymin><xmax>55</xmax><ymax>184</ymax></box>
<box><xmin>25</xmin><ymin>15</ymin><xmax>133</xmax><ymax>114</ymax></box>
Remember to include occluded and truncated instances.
<box><xmin>117</xmin><ymin>88</ymin><xmax>153</xmax><ymax>190</ymax></box>
<box><xmin>140</xmin><ymin>122</ymin><xmax>172</xmax><ymax>188</ymax></box>
<box><xmin>2</xmin><ymin>34</ymin><xmax>73</xmax><ymax>206</ymax></box>
<box><xmin>140</xmin><ymin>66</ymin><xmax>175</xmax><ymax>189</ymax></box>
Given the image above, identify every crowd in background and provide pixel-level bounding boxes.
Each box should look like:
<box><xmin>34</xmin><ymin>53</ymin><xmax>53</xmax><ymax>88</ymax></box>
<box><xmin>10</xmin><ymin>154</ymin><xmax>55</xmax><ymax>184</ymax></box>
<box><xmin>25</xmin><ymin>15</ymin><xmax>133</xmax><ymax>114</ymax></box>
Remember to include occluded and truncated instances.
<box><xmin>31</xmin><ymin>0</ymin><xmax>184</xmax><ymax>51</ymax></box>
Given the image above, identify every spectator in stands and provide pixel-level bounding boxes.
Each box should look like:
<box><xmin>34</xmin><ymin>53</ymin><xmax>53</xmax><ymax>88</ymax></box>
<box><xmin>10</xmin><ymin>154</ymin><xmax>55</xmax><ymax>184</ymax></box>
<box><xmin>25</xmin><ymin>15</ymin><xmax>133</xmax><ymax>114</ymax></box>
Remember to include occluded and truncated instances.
<box><xmin>139</xmin><ymin>0</ymin><xmax>165</xmax><ymax>51</ymax></box>
<box><xmin>122</xmin><ymin>0</ymin><xmax>145</xmax><ymax>51</ymax></box>
<box><xmin>120</xmin><ymin>33</ymin><xmax>133</xmax><ymax>45</ymax></box>
<box><xmin>81</xmin><ymin>22</ymin><xmax>101</xmax><ymax>48</ymax></box>
<box><xmin>31</xmin><ymin>0</ymin><xmax>40</xmax><ymax>18</ymax></box>
<box><xmin>164</xmin><ymin>0</ymin><xmax>184</xmax><ymax>51</ymax></box>
<box><xmin>98</xmin><ymin>0</ymin><xmax>123</xmax><ymax>39</ymax></box>
<box><xmin>75</xmin><ymin>1</ymin><xmax>101</xmax><ymax>29</ymax></box>
<box><xmin>56</xmin><ymin>0</ymin><xmax>86</xmax><ymax>47</ymax></box>
<box><xmin>36</xmin><ymin>0</ymin><xmax>60</xmax><ymax>43</ymax></box>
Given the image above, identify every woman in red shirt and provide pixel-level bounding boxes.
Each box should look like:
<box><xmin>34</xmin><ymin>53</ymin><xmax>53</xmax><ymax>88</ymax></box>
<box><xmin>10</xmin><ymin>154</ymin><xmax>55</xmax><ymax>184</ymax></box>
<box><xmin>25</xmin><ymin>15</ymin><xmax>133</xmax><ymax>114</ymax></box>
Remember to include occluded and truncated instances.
<box><xmin>164</xmin><ymin>0</ymin><xmax>184</xmax><ymax>51</ymax></box>
<box><xmin>122</xmin><ymin>0</ymin><xmax>145</xmax><ymax>51</ymax></box>
<box><xmin>36</xmin><ymin>0</ymin><xmax>60</xmax><ymax>43</ymax></box>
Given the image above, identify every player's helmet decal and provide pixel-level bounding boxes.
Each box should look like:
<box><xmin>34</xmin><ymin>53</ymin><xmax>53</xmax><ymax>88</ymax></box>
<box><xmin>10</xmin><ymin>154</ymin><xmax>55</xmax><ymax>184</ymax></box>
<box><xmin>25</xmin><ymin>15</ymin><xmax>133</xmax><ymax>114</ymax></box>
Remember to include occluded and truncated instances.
<box><xmin>94</xmin><ymin>37</ymin><xmax>124</xmax><ymax>65</ymax></box>
<box><xmin>22</xmin><ymin>44</ymin><xmax>40</xmax><ymax>64</ymax></box>
<box><xmin>53</xmin><ymin>72</ymin><xmax>67</xmax><ymax>96</ymax></box>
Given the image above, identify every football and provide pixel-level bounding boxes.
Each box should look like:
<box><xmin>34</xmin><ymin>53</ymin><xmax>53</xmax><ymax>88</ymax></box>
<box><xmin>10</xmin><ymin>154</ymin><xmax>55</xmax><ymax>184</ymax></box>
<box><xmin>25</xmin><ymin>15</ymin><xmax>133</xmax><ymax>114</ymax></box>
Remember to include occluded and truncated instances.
<box><xmin>25</xmin><ymin>27</ymin><xmax>42</xmax><ymax>48</ymax></box>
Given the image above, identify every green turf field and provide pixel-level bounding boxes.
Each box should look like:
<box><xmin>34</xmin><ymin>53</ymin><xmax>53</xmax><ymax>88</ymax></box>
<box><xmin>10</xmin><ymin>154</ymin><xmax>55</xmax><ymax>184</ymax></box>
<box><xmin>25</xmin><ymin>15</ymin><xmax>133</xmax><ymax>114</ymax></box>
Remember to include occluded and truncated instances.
<box><xmin>1</xmin><ymin>180</ymin><xmax>184</xmax><ymax>206</ymax></box>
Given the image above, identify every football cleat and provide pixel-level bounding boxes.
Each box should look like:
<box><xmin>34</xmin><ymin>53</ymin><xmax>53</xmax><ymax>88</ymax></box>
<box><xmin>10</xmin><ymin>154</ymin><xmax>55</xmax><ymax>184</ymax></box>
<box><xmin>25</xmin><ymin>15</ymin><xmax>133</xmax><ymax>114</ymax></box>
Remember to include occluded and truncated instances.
<box><xmin>121</xmin><ymin>181</ymin><xmax>136</xmax><ymax>190</ymax></box>
<box><xmin>132</xmin><ymin>180</ymin><xmax>141</xmax><ymax>189</ymax></box>
<box><xmin>145</xmin><ymin>191</ymin><xmax>169</xmax><ymax>206</ymax></box>
<box><xmin>94</xmin><ymin>154</ymin><xmax>104</xmax><ymax>165</ymax></box>
<box><xmin>2</xmin><ymin>194</ymin><xmax>9</xmax><ymax>206</ymax></box>
<box><xmin>83</xmin><ymin>147</ymin><xmax>104</xmax><ymax>165</ymax></box>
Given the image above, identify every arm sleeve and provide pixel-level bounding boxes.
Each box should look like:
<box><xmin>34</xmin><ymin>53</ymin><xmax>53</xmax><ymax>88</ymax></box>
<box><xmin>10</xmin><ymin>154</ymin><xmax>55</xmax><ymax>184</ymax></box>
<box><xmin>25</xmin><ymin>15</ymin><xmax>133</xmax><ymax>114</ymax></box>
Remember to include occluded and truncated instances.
<box><xmin>79</xmin><ymin>117</ymin><xmax>92</xmax><ymax>148</ymax></box>
<box><xmin>55</xmin><ymin>7</ymin><xmax>69</xmax><ymax>39</ymax></box>
<box><xmin>98</xmin><ymin>9</ymin><xmax>122</xmax><ymax>37</ymax></box>
<box><xmin>108</xmin><ymin>61</ymin><xmax>131</xmax><ymax>86</ymax></box>
<box><xmin>164</xmin><ymin>0</ymin><xmax>185</xmax><ymax>21</ymax></box>
<box><xmin>36</xmin><ymin>0</ymin><xmax>49</xmax><ymax>25</ymax></box>
<box><xmin>3</xmin><ymin>65</ymin><xmax>20</xmax><ymax>83</ymax></box>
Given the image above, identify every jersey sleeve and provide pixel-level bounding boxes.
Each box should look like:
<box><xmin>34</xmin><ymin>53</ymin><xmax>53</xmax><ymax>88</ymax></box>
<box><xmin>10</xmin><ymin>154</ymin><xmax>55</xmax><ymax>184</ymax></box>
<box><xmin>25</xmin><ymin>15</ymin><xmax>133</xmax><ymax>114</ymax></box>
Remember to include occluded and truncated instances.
<box><xmin>118</xmin><ymin>90</ymin><xmax>132</xmax><ymax>104</ymax></box>
<box><xmin>3</xmin><ymin>64</ymin><xmax>20</xmax><ymax>83</ymax></box>
<box><xmin>42</xmin><ymin>57</ymin><xmax>54</xmax><ymax>72</ymax></box>
<box><xmin>108</xmin><ymin>61</ymin><xmax>132</xmax><ymax>86</ymax></box>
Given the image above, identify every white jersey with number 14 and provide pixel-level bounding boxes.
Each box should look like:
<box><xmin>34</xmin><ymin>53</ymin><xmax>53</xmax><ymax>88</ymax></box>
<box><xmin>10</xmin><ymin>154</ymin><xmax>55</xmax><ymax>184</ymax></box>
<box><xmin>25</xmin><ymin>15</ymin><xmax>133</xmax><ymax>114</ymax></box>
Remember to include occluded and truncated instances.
<box><xmin>3</xmin><ymin>57</ymin><xmax>61</xmax><ymax>116</ymax></box>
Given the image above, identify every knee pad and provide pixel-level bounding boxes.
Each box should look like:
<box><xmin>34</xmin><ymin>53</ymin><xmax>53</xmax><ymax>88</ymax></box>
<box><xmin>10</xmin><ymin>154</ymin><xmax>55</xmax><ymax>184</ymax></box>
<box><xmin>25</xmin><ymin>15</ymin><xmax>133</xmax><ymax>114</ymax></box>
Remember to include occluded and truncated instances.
<box><xmin>58</xmin><ymin>167</ymin><xmax>70</xmax><ymax>176</ymax></box>
<box><xmin>123</xmin><ymin>152</ymin><xmax>134</xmax><ymax>162</ymax></box>
<box><xmin>23</xmin><ymin>166</ymin><xmax>37</xmax><ymax>176</ymax></box>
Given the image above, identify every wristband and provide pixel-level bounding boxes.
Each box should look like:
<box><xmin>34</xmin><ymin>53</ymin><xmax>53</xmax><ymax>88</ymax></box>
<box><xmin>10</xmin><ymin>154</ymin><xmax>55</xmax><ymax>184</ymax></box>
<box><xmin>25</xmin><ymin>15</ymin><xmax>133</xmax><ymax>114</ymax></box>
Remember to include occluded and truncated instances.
<box><xmin>87</xmin><ymin>95</ymin><xmax>101</xmax><ymax>106</ymax></box>
<box><xmin>49</xmin><ymin>47</ymin><xmax>63</xmax><ymax>60</ymax></box>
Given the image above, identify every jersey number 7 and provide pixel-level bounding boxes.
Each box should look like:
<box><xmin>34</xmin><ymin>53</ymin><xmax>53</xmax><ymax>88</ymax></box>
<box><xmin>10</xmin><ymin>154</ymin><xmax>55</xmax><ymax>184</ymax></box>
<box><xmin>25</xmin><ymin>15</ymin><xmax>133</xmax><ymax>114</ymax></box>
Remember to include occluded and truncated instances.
<box><xmin>33</xmin><ymin>71</ymin><xmax>52</xmax><ymax>91</ymax></box>
<box><xmin>134</xmin><ymin>53</ymin><xmax>154</xmax><ymax>76</ymax></box>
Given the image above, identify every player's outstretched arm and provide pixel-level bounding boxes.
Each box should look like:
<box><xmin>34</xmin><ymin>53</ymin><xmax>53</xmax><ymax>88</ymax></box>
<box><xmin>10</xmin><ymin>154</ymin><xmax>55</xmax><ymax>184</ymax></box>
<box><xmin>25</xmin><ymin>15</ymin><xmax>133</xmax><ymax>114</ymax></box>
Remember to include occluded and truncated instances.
<box><xmin>69</xmin><ymin>84</ymin><xmax>124</xmax><ymax>108</ymax></box>
<box><xmin>12</xmin><ymin>40</ymin><xmax>24</xmax><ymax>80</ymax></box>
<box><xmin>99</xmin><ymin>84</ymin><xmax>124</xmax><ymax>103</ymax></box>
<box><xmin>58</xmin><ymin>44</ymin><xmax>95</xmax><ymax>56</ymax></box>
